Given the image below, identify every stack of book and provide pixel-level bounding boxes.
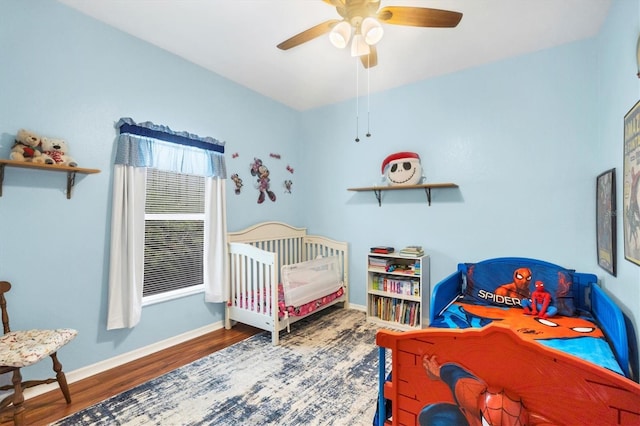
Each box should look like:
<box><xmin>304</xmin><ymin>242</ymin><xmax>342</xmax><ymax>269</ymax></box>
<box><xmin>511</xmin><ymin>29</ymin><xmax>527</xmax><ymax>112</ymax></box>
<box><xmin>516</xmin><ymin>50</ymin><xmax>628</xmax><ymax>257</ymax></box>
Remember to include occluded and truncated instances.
<box><xmin>369</xmin><ymin>257</ymin><xmax>393</xmax><ymax>268</ymax></box>
<box><xmin>370</xmin><ymin>246</ymin><xmax>394</xmax><ymax>254</ymax></box>
<box><xmin>399</xmin><ymin>246</ymin><xmax>424</xmax><ymax>257</ymax></box>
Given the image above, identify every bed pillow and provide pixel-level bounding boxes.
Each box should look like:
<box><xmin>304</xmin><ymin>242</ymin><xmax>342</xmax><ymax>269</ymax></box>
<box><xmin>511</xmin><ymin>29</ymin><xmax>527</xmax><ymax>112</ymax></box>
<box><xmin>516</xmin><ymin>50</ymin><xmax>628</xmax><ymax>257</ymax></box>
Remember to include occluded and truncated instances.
<box><xmin>281</xmin><ymin>256</ymin><xmax>343</xmax><ymax>308</ymax></box>
<box><xmin>461</xmin><ymin>259</ymin><xmax>576</xmax><ymax>316</ymax></box>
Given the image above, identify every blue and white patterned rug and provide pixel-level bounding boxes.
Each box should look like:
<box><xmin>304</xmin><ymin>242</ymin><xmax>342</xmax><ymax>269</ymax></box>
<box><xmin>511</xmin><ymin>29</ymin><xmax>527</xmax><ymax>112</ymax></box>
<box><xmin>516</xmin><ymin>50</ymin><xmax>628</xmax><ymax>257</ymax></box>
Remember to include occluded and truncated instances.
<box><xmin>53</xmin><ymin>308</ymin><xmax>389</xmax><ymax>426</ymax></box>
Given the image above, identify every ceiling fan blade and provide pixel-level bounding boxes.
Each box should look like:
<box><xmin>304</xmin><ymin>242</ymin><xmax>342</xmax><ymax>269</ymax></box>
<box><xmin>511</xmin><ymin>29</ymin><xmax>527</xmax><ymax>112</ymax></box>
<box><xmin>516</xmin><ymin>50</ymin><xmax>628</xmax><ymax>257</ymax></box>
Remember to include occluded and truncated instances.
<box><xmin>277</xmin><ymin>19</ymin><xmax>340</xmax><ymax>50</ymax></box>
<box><xmin>360</xmin><ymin>45</ymin><xmax>378</xmax><ymax>69</ymax></box>
<box><xmin>377</xmin><ymin>7</ymin><xmax>462</xmax><ymax>28</ymax></box>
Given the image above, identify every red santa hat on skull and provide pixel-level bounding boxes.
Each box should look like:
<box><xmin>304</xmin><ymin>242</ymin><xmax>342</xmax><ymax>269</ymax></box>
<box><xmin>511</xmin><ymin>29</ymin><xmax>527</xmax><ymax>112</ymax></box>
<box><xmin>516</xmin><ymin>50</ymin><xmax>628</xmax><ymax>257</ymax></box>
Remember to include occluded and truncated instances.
<box><xmin>381</xmin><ymin>151</ymin><xmax>421</xmax><ymax>174</ymax></box>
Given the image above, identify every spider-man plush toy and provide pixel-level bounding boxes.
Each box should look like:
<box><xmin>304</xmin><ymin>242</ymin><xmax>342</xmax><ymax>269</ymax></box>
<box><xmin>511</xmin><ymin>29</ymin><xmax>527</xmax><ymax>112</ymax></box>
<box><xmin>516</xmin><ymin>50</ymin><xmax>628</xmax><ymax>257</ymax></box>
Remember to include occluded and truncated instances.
<box><xmin>522</xmin><ymin>281</ymin><xmax>557</xmax><ymax>318</ymax></box>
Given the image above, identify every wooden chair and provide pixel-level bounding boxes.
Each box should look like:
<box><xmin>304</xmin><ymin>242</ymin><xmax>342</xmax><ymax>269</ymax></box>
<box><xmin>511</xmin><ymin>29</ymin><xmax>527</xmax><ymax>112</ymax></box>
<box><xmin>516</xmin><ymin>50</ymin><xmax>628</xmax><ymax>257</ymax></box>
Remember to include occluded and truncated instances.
<box><xmin>0</xmin><ymin>281</ymin><xmax>77</xmax><ymax>425</ymax></box>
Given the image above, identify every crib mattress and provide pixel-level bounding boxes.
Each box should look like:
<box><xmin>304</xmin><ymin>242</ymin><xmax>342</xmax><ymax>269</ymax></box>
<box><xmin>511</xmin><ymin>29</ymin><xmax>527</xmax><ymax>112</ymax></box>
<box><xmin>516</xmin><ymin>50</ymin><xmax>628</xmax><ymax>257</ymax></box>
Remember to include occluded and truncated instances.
<box><xmin>431</xmin><ymin>300</ymin><xmax>624</xmax><ymax>375</ymax></box>
<box><xmin>235</xmin><ymin>285</ymin><xmax>344</xmax><ymax>319</ymax></box>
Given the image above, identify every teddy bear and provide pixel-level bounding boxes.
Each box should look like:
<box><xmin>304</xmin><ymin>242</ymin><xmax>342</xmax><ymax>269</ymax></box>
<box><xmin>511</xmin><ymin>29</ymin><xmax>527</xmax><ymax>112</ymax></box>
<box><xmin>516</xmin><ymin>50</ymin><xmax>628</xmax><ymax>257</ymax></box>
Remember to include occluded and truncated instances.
<box><xmin>41</xmin><ymin>137</ymin><xmax>77</xmax><ymax>167</ymax></box>
<box><xmin>10</xmin><ymin>129</ymin><xmax>53</xmax><ymax>164</ymax></box>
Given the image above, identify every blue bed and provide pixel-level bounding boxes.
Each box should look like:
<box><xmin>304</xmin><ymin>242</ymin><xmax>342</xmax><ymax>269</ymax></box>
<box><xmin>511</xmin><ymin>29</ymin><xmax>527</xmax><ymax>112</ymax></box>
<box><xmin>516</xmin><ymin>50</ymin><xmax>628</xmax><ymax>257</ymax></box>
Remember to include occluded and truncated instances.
<box><xmin>376</xmin><ymin>257</ymin><xmax>640</xmax><ymax>426</ymax></box>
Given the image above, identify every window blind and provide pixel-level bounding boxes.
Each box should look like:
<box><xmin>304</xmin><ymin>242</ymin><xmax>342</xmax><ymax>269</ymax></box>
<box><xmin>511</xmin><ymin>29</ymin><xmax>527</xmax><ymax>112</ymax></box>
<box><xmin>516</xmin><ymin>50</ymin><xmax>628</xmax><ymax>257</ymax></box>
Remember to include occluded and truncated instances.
<box><xmin>143</xmin><ymin>169</ymin><xmax>205</xmax><ymax>297</ymax></box>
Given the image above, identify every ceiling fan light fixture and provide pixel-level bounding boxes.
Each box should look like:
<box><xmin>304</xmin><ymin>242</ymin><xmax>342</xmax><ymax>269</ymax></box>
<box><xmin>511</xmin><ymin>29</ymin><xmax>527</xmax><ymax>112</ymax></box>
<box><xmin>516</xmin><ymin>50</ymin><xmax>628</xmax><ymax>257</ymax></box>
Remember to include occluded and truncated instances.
<box><xmin>329</xmin><ymin>21</ymin><xmax>352</xmax><ymax>49</ymax></box>
<box><xmin>350</xmin><ymin>33</ymin><xmax>370</xmax><ymax>57</ymax></box>
<box><xmin>361</xmin><ymin>17</ymin><xmax>383</xmax><ymax>45</ymax></box>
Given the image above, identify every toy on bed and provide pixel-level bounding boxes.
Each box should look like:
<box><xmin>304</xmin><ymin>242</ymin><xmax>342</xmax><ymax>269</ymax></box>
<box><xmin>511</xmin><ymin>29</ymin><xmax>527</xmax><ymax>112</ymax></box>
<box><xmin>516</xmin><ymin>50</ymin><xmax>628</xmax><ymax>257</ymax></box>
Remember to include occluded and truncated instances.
<box><xmin>375</xmin><ymin>257</ymin><xmax>640</xmax><ymax>426</ymax></box>
<box><xmin>226</xmin><ymin>221</ymin><xmax>349</xmax><ymax>345</ymax></box>
<box><xmin>522</xmin><ymin>280</ymin><xmax>556</xmax><ymax>318</ymax></box>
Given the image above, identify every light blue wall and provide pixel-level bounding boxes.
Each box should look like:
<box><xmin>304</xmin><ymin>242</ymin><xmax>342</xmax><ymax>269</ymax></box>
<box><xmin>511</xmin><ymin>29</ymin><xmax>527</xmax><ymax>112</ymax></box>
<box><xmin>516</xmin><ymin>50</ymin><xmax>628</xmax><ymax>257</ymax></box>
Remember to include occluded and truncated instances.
<box><xmin>0</xmin><ymin>0</ymin><xmax>300</xmax><ymax>379</ymax></box>
<box><xmin>596</xmin><ymin>0</ymin><xmax>640</xmax><ymax>357</ymax></box>
<box><xmin>1</xmin><ymin>0</ymin><xmax>639</xmax><ymax>380</ymax></box>
<box><xmin>299</xmin><ymin>0</ymin><xmax>640</xmax><ymax>369</ymax></box>
<box><xmin>300</xmin><ymin>40</ymin><xmax>598</xmax><ymax>299</ymax></box>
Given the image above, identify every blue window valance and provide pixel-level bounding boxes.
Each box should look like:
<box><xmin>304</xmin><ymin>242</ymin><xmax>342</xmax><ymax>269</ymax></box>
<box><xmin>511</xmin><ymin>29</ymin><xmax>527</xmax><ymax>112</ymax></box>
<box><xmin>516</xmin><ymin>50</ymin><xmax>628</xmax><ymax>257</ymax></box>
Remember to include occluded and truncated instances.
<box><xmin>114</xmin><ymin>117</ymin><xmax>226</xmax><ymax>178</ymax></box>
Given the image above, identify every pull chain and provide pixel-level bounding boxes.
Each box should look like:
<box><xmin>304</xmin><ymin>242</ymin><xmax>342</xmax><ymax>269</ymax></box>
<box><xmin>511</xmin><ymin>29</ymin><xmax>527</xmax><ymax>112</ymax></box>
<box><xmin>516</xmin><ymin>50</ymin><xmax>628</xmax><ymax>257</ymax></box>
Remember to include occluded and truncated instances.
<box><xmin>355</xmin><ymin>58</ymin><xmax>360</xmax><ymax>142</ymax></box>
<box><xmin>366</xmin><ymin>55</ymin><xmax>371</xmax><ymax>138</ymax></box>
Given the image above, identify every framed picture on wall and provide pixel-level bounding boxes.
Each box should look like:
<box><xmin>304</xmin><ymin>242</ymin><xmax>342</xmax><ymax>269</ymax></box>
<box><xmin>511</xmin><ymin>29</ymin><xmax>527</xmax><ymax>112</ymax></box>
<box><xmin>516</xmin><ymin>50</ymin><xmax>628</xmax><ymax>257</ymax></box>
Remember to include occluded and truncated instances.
<box><xmin>597</xmin><ymin>168</ymin><xmax>616</xmax><ymax>276</ymax></box>
<box><xmin>623</xmin><ymin>100</ymin><xmax>640</xmax><ymax>266</ymax></box>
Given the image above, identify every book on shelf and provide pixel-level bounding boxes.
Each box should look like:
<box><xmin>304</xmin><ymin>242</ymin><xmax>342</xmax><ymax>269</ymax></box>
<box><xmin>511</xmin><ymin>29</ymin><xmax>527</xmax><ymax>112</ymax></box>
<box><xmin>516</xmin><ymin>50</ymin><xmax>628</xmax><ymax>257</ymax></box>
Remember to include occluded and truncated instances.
<box><xmin>399</xmin><ymin>245</ymin><xmax>424</xmax><ymax>257</ymax></box>
<box><xmin>371</xmin><ymin>276</ymin><xmax>420</xmax><ymax>296</ymax></box>
<box><xmin>370</xmin><ymin>246</ymin><xmax>395</xmax><ymax>254</ymax></box>
<box><xmin>369</xmin><ymin>257</ymin><xmax>393</xmax><ymax>268</ymax></box>
<box><xmin>370</xmin><ymin>295</ymin><xmax>421</xmax><ymax>327</ymax></box>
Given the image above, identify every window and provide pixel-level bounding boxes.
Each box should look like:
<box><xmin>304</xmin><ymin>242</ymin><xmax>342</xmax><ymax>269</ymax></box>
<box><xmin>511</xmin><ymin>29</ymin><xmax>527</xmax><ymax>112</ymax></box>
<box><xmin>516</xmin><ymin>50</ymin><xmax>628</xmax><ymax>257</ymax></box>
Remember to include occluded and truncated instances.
<box><xmin>107</xmin><ymin>117</ymin><xmax>227</xmax><ymax>330</ymax></box>
<box><xmin>143</xmin><ymin>169</ymin><xmax>206</xmax><ymax>305</ymax></box>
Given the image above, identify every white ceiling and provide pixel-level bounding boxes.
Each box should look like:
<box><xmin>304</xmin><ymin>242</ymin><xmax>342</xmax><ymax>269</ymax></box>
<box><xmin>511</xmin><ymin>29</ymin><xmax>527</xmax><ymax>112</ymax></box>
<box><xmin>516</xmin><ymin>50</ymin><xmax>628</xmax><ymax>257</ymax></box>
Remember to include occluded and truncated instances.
<box><xmin>57</xmin><ymin>0</ymin><xmax>611</xmax><ymax>111</ymax></box>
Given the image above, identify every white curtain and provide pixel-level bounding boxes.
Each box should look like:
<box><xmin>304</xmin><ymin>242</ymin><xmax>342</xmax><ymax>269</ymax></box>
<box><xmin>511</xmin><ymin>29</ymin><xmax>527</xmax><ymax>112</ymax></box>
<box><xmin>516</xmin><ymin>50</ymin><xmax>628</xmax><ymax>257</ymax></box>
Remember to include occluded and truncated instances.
<box><xmin>107</xmin><ymin>118</ymin><xmax>227</xmax><ymax>330</ymax></box>
<box><xmin>204</xmin><ymin>177</ymin><xmax>228</xmax><ymax>303</ymax></box>
<box><xmin>107</xmin><ymin>165</ymin><xmax>146</xmax><ymax>330</ymax></box>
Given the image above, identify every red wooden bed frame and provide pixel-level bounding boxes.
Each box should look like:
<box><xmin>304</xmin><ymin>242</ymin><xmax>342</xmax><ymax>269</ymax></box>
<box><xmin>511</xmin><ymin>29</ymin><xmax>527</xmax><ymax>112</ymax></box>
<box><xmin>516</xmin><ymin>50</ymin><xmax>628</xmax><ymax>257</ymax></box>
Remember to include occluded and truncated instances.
<box><xmin>375</xmin><ymin>257</ymin><xmax>640</xmax><ymax>425</ymax></box>
<box><xmin>376</xmin><ymin>322</ymin><xmax>640</xmax><ymax>425</ymax></box>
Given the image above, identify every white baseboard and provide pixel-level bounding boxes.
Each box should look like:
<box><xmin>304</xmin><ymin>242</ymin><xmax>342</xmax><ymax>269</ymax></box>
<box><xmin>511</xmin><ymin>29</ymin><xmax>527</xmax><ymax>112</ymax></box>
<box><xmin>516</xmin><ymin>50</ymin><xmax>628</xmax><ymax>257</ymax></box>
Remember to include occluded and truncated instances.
<box><xmin>349</xmin><ymin>303</ymin><xmax>366</xmax><ymax>312</ymax></box>
<box><xmin>23</xmin><ymin>320</ymin><xmax>224</xmax><ymax>400</ymax></box>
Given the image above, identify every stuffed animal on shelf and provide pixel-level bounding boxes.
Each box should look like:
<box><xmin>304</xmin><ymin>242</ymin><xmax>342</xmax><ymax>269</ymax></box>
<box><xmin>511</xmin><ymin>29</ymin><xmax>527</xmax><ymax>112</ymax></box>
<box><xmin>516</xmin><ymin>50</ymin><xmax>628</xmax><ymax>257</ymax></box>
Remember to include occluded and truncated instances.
<box><xmin>522</xmin><ymin>280</ymin><xmax>558</xmax><ymax>318</ymax></box>
<box><xmin>41</xmin><ymin>137</ymin><xmax>77</xmax><ymax>167</ymax></box>
<box><xmin>10</xmin><ymin>129</ymin><xmax>53</xmax><ymax>164</ymax></box>
<box><xmin>381</xmin><ymin>151</ymin><xmax>424</xmax><ymax>186</ymax></box>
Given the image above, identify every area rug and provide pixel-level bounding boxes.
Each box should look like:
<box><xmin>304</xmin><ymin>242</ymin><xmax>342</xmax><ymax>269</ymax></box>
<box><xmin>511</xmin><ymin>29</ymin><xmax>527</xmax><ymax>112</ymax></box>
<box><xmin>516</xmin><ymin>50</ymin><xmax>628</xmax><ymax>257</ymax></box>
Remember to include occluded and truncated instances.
<box><xmin>52</xmin><ymin>308</ymin><xmax>390</xmax><ymax>426</ymax></box>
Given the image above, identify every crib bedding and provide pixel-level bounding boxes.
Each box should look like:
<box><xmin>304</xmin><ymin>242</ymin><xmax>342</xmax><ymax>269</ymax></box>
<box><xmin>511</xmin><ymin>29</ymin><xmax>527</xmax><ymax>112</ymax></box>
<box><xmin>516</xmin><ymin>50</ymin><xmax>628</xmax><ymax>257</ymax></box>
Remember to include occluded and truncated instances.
<box><xmin>279</xmin><ymin>285</ymin><xmax>344</xmax><ymax>318</ymax></box>
<box><xmin>281</xmin><ymin>255</ymin><xmax>343</xmax><ymax>307</ymax></box>
<box><xmin>432</xmin><ymin>299</ymin><xmax>624</xmax><ymax>375</ymax></box>
<box><xmin>236</xmin><ymin>284</ymin><xmax>345</xmax><ymax>319</ymax></box>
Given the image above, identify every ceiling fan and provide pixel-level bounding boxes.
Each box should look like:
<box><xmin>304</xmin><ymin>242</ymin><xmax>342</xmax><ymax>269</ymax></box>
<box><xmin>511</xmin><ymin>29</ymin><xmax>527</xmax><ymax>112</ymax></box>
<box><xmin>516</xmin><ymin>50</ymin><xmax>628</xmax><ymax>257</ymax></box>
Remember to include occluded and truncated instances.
<box><xmin>276</xmin><ymin>0</ymin><xmax>463</xmax><ymax>69</ymax></box>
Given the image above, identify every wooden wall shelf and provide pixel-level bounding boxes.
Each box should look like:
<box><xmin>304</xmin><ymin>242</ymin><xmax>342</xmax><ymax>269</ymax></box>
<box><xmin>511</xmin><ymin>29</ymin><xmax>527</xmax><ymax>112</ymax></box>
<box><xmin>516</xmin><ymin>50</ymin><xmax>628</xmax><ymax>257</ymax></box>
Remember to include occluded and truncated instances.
<box><xmin>0</xmin><ymin>159</ymin><xmax>101</xmax><ymax>199</ymax></box>
<box><xmin>347</xmin><ymin>183</ymin><xmax>458</xmax><ymax>206</ymax></box>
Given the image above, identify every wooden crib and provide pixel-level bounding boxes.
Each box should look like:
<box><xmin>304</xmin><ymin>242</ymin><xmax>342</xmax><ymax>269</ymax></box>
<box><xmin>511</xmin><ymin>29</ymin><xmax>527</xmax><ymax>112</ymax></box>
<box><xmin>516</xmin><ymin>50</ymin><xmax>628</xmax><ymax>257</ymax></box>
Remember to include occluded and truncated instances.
<box><xmin>225</xmin><ymin>221</ymin><xmax>349</xmax><ymax>344</ymax></box>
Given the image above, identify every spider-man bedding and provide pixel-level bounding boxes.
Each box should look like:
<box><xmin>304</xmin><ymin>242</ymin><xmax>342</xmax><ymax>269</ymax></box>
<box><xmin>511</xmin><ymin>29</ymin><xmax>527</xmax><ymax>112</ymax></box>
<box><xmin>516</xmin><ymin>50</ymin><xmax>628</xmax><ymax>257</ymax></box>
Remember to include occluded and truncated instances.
<box><xmin>432</xmin><ymin>300</ymin><xmax>624</xmax><ymax>375</ymax></box>
<box><xmin>375</xmin><ymin>258</ymin><xmax>640</xmax><ymax>426</ymax></box>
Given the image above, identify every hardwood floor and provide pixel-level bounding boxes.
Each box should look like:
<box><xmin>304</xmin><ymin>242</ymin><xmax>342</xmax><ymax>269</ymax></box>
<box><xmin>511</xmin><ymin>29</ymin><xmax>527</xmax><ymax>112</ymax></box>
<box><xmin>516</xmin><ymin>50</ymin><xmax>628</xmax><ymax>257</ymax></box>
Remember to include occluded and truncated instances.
<box><xmin>0</xmin><ymin>324</ymin><xmax>261</xmax><ymax>426</ymax></box>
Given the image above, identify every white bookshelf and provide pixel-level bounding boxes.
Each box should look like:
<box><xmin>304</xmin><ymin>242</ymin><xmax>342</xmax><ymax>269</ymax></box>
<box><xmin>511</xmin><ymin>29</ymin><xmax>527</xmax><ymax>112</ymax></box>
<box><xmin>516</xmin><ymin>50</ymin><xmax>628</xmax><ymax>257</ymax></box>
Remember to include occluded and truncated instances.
<box><xmin>366</xmin><ymin>252</ymin><xmax>430</xmax><ymax>329</ymax></box>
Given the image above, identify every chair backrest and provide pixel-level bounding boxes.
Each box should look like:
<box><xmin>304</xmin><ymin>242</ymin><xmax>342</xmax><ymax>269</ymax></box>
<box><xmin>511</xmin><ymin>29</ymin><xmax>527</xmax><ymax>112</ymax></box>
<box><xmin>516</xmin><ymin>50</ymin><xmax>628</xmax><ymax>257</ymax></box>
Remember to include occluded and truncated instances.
<box><xmin>0</xmin><ymin>281</ymin><xmax>11</xmax><ymax>334</ymax></box>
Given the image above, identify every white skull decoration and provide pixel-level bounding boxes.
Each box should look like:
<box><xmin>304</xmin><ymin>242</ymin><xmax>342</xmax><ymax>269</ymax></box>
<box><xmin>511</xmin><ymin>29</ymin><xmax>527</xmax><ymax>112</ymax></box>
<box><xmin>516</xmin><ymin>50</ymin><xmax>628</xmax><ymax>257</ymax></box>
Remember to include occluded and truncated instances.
<box><xmin>381</xmin><ymin>152</ymin><xmax>423</xmax><ymax>186</ymax></box>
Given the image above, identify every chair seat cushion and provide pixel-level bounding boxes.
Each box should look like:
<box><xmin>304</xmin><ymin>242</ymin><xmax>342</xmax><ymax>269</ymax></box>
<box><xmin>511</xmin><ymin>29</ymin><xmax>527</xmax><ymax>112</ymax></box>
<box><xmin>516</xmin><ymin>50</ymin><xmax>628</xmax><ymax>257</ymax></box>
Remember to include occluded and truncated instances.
<box><xmin>0</xmin><ymin>329</ymin><xmax>78</xmax><ymax>367</ymax></box>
